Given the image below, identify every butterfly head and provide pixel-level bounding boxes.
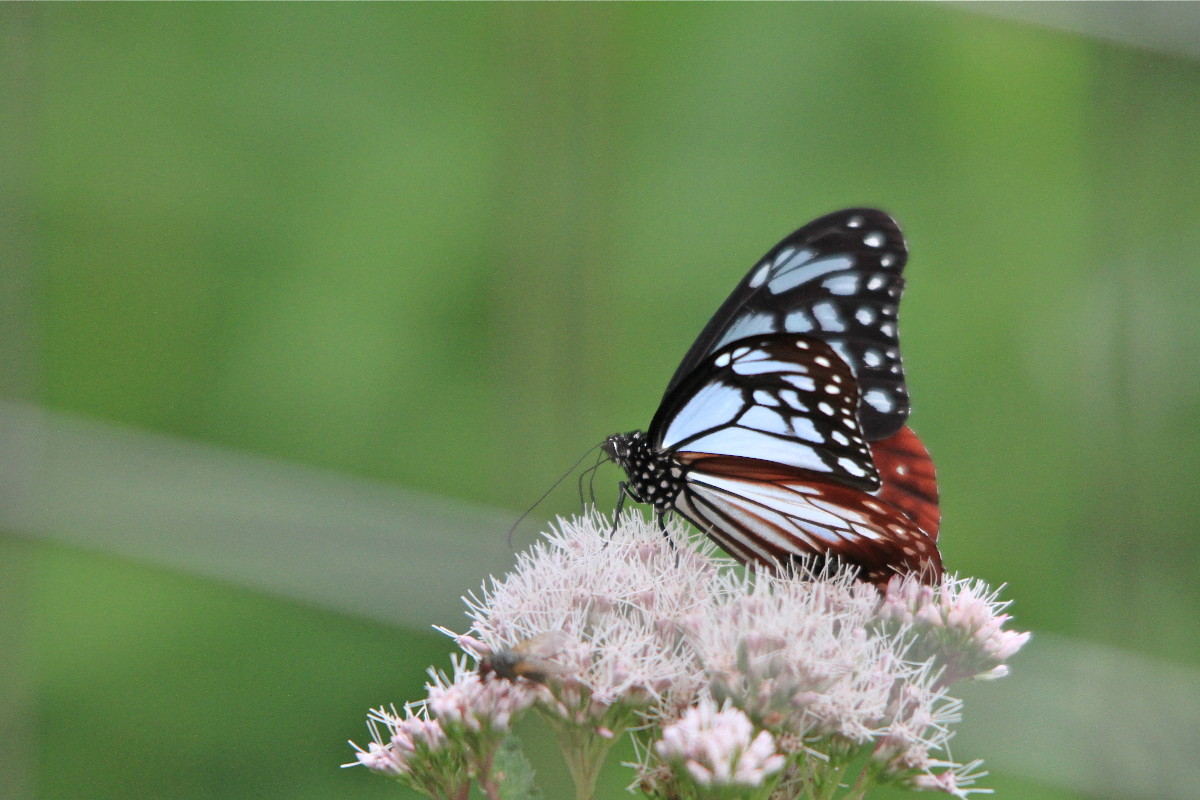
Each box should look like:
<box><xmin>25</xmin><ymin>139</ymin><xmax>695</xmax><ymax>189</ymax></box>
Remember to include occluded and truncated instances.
<box><xmin>600</xmin><ymin>430</ymin><xmax>642</xmax><ymax>464</ymax></box>
<box><xmin>602</xmin><ymin>430</ymin><xmax>683</xmax><ymax>514</ymax></box>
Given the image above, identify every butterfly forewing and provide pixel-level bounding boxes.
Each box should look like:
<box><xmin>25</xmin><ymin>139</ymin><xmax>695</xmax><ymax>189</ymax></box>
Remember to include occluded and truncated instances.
<box><xmin>650</xmin><ymin>335</ymin><xmax>880</xmax><ymax>493</ymax></box>
<box><xmin>664</xmin><ymin>208</ymin><xmax>910</xmax><ymax>441</ymax></box>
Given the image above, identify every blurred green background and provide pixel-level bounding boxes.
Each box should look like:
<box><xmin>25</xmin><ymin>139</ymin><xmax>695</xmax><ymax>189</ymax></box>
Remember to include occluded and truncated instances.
<box><xmin>2</xmin><ymin>4</ymin><xmax>1198</xmax><ymax>800</ymax></box>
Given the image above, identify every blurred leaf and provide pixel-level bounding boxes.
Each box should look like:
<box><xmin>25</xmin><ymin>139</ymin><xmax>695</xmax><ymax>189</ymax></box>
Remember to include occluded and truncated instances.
<box><xmin>497</xmin><ymin>735</ymin><xmax>544</xmax><ymax>800</ymax></box>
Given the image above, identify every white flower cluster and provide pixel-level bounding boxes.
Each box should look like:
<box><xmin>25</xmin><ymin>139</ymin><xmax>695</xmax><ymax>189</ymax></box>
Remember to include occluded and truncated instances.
<box><xmin>655</xmin><ymin>699</ymin><xmax>785</xmax><ymax>792</ymax></box>
<box><xmin>345</xmin><ymin>656</ymin><xmax>543</xmax><ymax>800</ymax></box>
<box><xmin>878</xmin><ymin>576</ymin><xmax>1032</xmax><ymax>686</ymax></box>
<box><xmin>349</xmin><ymin>511</ymin><xmax>1029</xmax><ymax>800</ymax></box>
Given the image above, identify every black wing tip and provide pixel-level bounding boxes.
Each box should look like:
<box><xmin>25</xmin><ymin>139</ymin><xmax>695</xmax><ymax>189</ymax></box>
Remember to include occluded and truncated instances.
<box><xmin>765</xmin><ymin>208</ymin><xmax>907</xmax><ymax>264</ymax></box>
<box><xmin>811</xmin><ymin>206</ymin><xmax>901</xmax><ymax>230</ymax></box>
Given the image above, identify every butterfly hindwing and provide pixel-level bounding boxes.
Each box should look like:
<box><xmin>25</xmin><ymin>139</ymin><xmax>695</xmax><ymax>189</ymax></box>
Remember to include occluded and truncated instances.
<box><xmin>672</xmin><ymin>457</ymin><xmax>941</xmax><ymax>586</ymax></box>
<box><xmin>664</xmin><ymin>208</ymin><xmax>910</xmax><ymax>441</ymax></box>
<box><xmin>869</xmin><ymin>425</ymin><xmax>940</xmax><ymax>540</ymax></box>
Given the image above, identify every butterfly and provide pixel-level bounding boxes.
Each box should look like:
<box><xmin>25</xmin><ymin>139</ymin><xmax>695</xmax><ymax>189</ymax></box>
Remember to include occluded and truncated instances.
<box><xmin>602</xmin><ymin>209</ymin><xmax>941</xmax><ymax>586</ymax></box>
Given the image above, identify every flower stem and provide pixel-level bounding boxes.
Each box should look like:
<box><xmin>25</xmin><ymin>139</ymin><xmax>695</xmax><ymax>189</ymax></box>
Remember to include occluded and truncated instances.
<box><xmin>543</xmin><ymin>717</ymin><xmax>619</xmax><ymax>800</ymax></box>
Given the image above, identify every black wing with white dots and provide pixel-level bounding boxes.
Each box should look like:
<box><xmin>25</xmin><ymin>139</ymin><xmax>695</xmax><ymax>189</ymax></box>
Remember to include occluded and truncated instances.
<box><xmin>664</xmin><ymin>209</ymin><xmax>911</xmax><ymax>441</ymax></box>
<box><xmin>650</xmin><ymin>334</ymin><xmax>880</xmax><ymax>492</ymax></box>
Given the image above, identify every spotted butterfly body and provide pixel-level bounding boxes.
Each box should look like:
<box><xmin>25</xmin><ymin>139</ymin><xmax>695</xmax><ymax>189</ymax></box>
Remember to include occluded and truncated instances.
<box><xmin>602</xmin><ymin>209</ymin><xmax>941</xmax><ymax>586</ymax></box>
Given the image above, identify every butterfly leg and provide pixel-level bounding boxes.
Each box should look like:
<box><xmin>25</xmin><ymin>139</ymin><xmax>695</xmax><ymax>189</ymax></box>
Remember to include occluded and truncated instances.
<box><xmin>656</xmin><ymin>512</ymin><xmax>681</xmax><ymax>564</ymax></box>
<box><xmin>609</xmin><ymin>481</ymin><xmax>629</xmax><ymax>536</ymax></box>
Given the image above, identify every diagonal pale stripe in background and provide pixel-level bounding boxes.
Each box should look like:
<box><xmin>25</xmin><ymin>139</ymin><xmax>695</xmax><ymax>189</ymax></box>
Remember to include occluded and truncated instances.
<box><xmin>0</xmin><ymin>399</ymin><xmax>519</xmax><ymax>631</ymax></box>
<box><xmin>1</xmin><ymin>399</ymin><xmax>1197</xmax><ymax>799</ymax></box>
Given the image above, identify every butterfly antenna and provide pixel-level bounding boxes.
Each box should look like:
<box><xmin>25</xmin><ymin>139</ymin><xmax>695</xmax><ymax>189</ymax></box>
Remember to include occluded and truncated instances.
<box><xmin>575</xmin><ymin>450</ymin><xmax>606</xmax><ymax>508</ymax></box>
<box><xmin>575</xmin><ymin>460</ymin><xmax>596</xmax><ymax>507</ymax></box>
<box><xmin>587</xmin><ymin>450</ymin><xmax>604</xmax><ymax>507</ymax></box>
<box><xmin>506</xmin><ymin>443</ymin><xmax>604</xmax><ymax>550</ymax></box>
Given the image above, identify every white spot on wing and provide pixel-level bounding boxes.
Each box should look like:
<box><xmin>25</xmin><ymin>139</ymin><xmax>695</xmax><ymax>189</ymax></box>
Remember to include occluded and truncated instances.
<box><xmin>785</xmin><ymin>309</ymin><xmax>815</xmax><ymax>332</ymax></box>
<box><xmin>731</xmin><ymin>357</ymin><xmax>794</xmax><ymax>376</ymax></box>
<box><xmin>812</xmin><ymin>301</ymin><xmax>845</xmax><ymax>332</ymax></box>
<box><xmin>789</xmin><ymin>415</ymin><xmax>824</xmax><ymax>443</ymax></box>
<box><xmin>823</xmin><ymin>274</ymin><xmax>858</xmax><ymax>296</ymax></box>
<box><xmin>838</xmin><ymin>457</ymin><xmax>869</xmax><ymax>477</ymax></box>
<box><xmin>772</xmin><ymin>247</ymin><xmax>799</xmax><ymax>268</ymax></box>
<box><xmin>752</xmin><ymin>389</ymin><xmax>780</xmax><ymax>407</ymax></box>
<box><xmin>850</xmin><ymin>522</ymin><xmax>884</xmax><ymax>541</ymax></box>
<box><xmin>863</xmin><ymin>389</ymin><xmax>894</xmax><ymax>413</ymax></box>
<box><xmin>778</xmin><ymin>389</ymin><xmax>805</xmax><ymax>410</ymax></box>
<box><xmin>780</xmin><ymin>373</ymin><xmax>816</xmax><ymax>392</ymax></box>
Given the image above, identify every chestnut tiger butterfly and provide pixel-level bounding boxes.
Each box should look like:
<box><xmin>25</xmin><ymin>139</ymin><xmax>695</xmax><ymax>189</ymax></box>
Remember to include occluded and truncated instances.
<box><xmin>602</xmin><ymin>209</ymin><xmax>941</xmax><ymax>586</ymax></box>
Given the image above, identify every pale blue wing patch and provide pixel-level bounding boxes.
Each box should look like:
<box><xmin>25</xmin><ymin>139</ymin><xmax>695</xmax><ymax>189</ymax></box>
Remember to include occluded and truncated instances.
<box><xmin>767</xmin><ymin>253</ymin><xmax>854</xmax><ymax>295</ymax></box>
<box><xmin>711</xmin><ymin>311</ymin><xmax>779</xmax><ymax>353</ymax></box>
<box><xmin>655</xmin><ymin>336</ymin><xmax>880</xmax><ymax>491</ymax></box>
<box><xmin>659</xmin><ymin>381</ymin><xmax>745</xmax><ymax>449</ymax></box>
<box><xmin>676</xmin><ymin>426</ymin><xmax>831</xmax><ymax>473</ymax></box>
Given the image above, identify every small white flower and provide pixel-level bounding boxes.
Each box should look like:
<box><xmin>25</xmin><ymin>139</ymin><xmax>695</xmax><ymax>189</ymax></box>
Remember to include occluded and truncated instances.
<box><xmin>345</xmin><ymin>704</ymin><xmax>448</xmax><ymax>776</ymax></box>
<box><xmin>655</xmin><ymin>698</ymin><xmax>784</xmax><ymax>789</ymax></box>
<box><xmin>349</xmin><ymin>740</ymin><xmax>406</xmax><ymax>777</ymax></box>
<box><xmin>909</xmin><ymin>759</ymin><xmax>991</xmax><ymax>798</ymax></box>
<box><xmin>345</xmin><ymin>704</ymin><xmax>471</xmax><ymax>800</ymax></box>
<box><xmin>425</xmin><ymin>655</ymin><xmax>540</xmax><ymax>734</ymax></box>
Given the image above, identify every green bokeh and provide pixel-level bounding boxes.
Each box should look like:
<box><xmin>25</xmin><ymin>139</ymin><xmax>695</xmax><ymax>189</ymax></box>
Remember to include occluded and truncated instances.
<box><xmin>4</xmin><ymin>4</ymin><xmax>1198</xmax><ymax>799</ymax></box>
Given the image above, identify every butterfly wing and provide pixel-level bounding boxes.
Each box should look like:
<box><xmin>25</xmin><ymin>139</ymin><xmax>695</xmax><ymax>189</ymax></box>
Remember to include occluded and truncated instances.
<box><xmin>650</xmin><ymin>334</ymin><xmax>880</xmax><ymax>492</ymax></box>
<box><xmin>664</xmin><ymin>208</ymin><xmax>910</xmax><ymax>441</ymax></box>
<box><xmin>672</xmin><ymin>457</ymin><xmax>941</xmax><ymax>586</ymax></box>
<box><xmin>649</xmin><ymin>334</ymin><xmax>940</xmax><ymax>583</ymax></box>
<box><xmin>870</xmin><ymin>425</ymin><xmax>940</xmax><ymax>541</ymax></box>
